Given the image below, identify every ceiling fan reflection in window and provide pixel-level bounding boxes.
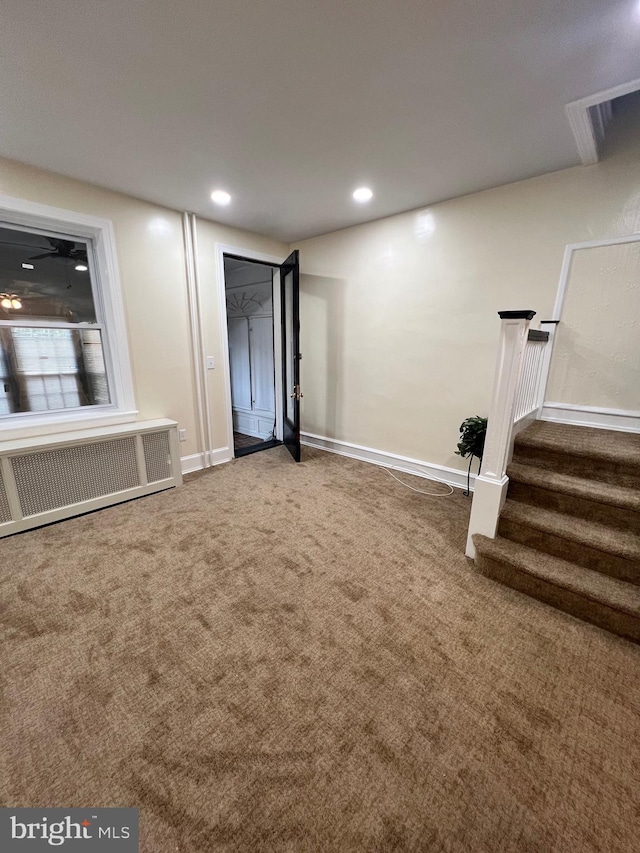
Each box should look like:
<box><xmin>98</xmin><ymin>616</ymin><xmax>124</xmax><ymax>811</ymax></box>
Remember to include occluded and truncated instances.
<box><xmin>29</xmin><ymin>238</ymin><xmax>88</xmax><ymax>269</ymax></box>
<box><xmin>1</xmin><ymin>293</ymin><xmax>22</xmax><ymax>311</ymax></box>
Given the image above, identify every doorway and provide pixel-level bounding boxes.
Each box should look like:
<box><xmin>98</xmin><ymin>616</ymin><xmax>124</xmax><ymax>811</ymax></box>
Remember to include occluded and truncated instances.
<box><xmin>224</xmin><ymin>256</ymin><xmax>280</xmax><ymax>457</ymax></box>
<box><xmin>218</xmin><ymin>245</ymin><xmax>301</xmax><ymax>463</ymax></box>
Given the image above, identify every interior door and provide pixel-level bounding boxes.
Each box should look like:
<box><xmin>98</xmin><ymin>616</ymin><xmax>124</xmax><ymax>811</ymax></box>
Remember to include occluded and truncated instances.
<box><xmin>281</xmin><ymin>249</ymin><xmax>301</xmax><ymax>461</ymax></box>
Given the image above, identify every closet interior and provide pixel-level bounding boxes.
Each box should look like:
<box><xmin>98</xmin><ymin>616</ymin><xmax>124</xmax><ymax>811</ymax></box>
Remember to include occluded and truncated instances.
<box><xmin>224</xmin><ymin>257</ymin><xmax>278</xmax><ymax>457</ymax></box>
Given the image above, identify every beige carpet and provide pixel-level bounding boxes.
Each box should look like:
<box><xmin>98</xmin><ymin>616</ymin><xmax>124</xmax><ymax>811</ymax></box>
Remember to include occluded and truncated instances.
<box><xmin>1</xmin><ymin>446</ymin><xmax>639</xmax><ymax>852</ymax></box>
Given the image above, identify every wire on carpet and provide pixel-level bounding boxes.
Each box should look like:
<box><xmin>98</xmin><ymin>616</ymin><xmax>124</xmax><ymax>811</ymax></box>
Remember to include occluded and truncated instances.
<box><xmin>383</xmin><ymin>466</ymin><xmax>454</xmax><ymax>497</ymax></box>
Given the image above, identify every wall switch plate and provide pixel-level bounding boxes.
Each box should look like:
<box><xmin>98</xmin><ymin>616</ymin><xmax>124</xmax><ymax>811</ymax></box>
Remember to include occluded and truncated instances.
<box><xmin>178</xmin><ymin>429</ymin><xmax>187</xmax><ymax>442</ymax></box>
<box><xmin>206</xmin><ymin>356</ymin><xmax>215</xmax><ymax>369</ymax></box>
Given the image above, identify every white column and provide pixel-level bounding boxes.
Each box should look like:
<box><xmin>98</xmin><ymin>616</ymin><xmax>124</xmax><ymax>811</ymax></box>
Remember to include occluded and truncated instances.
<box><xmin>466</xmin><ymin>311</ymin><xmax>535</xmax><ymax>558</ymax></box>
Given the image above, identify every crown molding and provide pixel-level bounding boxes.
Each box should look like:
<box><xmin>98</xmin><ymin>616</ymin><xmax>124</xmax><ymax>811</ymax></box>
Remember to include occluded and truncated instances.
<box><xmin>566</xmin><ymin>78</ymin><xmax>640</xmax><ymax>165</ymax></box>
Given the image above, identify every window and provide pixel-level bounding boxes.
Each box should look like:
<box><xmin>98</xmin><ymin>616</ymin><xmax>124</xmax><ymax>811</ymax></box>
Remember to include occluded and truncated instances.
<box><xmin>0</xmin><ymin>196</ymin><xmax>135</xmax><ymax>434</ymax></box>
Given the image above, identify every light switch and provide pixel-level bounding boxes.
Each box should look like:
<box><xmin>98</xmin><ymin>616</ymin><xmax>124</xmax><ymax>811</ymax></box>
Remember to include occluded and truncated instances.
<box><xmin>206</xmin><ymin>356</ymin><xmax>215</xmax><ymax>370</ymax></box>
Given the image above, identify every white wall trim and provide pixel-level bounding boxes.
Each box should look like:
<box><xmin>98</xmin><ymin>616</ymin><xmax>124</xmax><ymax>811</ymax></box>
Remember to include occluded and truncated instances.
<box><xmin>190</xmin><ymin>215</ymin><xmax>215</xmax><ymax>463</ymax></box>
<box><xmin>0</xmin><ymin>408</ymin><xmax>139</xmax><ymax>443</ymax></box>
<box><xmin>566</xmin><ymin>77</ymin><xmax>640</xmax><ymax>165</ymax></box>
<box><xmin>182</xmin><ymin>212</ymin><xmax>209</xmax><ymax>466</ymax></box>
<box><xmin>540</xmin><ymin>232</ymin><xmax>640</xmax><ymax>413</ymax></box>
<box><xmin>181</xmin><ymin>445</ymin><xmax>232</xmax><ymax>474</ymax></box>
<box><xmin>541</xmin><ymin>403</ymin><xmax>640</xmax><ymax>434</ymax></box>
<box><xmin>208</xmin><ymin>446</ymin><xmax>233</xmax><ymax>466</ymax></box>
<box><xmin>0</xmin><ymin>192</ymin><xmax>136</xmax><ymax>434</ymax></box>
<box><xmin>566</xmin><ymin>99</ymin><xmax>599</xmax><ymax>166</ymax></box>
<box><xmin>214</xmin><ymin>243</ymin><xmax>286</xmax><ymax>459</ymax></box>
<box><xmin>551</xmin><ymin>232</ymin><xmax>640</xmax><ymax>322</ymax></box>
<box><xmin>181</xmin><ymin>452</ymin><xmax>205</xmax><ymax>474</ymax></box>
<box><xmin>301</xmin><ymin>431</ymin><xmax>475</xmax><ymax>491</ymax></box>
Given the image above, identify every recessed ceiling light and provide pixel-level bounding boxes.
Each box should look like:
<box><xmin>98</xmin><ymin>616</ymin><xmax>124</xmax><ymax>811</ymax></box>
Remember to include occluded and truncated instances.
<box><xmin>353</xmin><ymin>187</ymin><xmax>373</xmax><ymax>203</ymax></box>
<box><xmin>21</xmin><ymin>262</ymin><xmax>34</xmax><ymax>270</ymax></box>
<box><xmin>211</xmin><ymin>190</ymin><xmax>232</xmax><ymax>206</ymax></box>
<box><xmin>75</xmin><ymin>264</ymin><xmax>88</xmax><ymax>272</ymax></box>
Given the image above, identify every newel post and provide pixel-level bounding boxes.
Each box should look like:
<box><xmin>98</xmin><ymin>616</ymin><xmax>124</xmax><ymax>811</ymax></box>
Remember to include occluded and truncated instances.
<box><xmin>465</xmin><ymin>310</ymin><xmax>535</xmax><ymax>558</ymax></box>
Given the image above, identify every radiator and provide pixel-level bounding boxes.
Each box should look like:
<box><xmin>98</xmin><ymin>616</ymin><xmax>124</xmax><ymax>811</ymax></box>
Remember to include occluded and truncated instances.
<box><xmin>0</xmin><ymin>419</ymin><xmax>182</xmax><ymax>538</ymax></box>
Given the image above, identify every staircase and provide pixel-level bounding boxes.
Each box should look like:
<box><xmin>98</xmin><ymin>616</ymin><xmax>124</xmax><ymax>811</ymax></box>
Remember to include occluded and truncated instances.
<box><xmin>474</xmin><ymin>421</ymin><xmax>640</xmax><ymax>643</ymax></box>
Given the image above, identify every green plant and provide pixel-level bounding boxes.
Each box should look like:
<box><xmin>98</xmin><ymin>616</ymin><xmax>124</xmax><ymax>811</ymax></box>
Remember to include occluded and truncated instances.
<box><xmin>456</xmin><ymin>415</ymin><xmax>487</xmax><ymax>460</ymax></box>
<box><xmin>456</xmin><ymin>416</ymin><xmax>487</xmax><ymax>496</ymax></box>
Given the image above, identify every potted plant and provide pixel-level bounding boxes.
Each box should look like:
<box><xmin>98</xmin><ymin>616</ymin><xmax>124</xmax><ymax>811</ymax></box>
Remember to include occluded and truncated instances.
<box><xmin>456</xmin><ymin>416</ymin><xmax>487</xmax><ymax>496</ymax></box>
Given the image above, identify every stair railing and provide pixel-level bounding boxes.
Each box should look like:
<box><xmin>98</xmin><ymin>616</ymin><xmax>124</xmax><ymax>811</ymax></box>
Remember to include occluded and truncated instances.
<box><xmin>513</xmin><ymin>329</ymin><xmax>550</xmax><ymax>424</ymax></box>
<box><xmin>465</xmin><ymin>310</ymin><xmax>553</xmax><ymax>558</ymax></box>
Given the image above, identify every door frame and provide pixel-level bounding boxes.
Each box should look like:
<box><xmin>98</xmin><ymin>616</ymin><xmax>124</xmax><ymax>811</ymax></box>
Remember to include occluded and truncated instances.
<box><xmin>215</xmin><ymin>243</ymin><xmax>286</xmax><ymax>459</ymax></box>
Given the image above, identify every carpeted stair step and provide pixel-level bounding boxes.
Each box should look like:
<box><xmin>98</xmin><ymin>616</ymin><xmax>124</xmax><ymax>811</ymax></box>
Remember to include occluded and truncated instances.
<box><xmin>473</xmin><ymin>534</ymin><xmax>640</xmax><ymax>643</ymax></box>
<box><xmin>498</xmin><ymin>500</ymin><xmax>640</xmax><ymax>585</ymax></box>
<box><xmin>512</xmin><ymin>422</ymin><xmax>640</xmax><ymax>489</ymax></box>
<box><xmin>506</xmin><ymin>461</ymin><xmax>640</xmax><ymax>533</ymax></box>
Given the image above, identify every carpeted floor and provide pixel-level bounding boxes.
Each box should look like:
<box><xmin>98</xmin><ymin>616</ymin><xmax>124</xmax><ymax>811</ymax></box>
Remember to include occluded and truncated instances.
<box><xmin>475</xmin><ymin>422</ymin><xmax>640</xmax><ymax>643</ymax></box>
<box><xmin>1</xmin><ymin>446</ymin><xmax>639</xmax><ymax>852</ymax></box>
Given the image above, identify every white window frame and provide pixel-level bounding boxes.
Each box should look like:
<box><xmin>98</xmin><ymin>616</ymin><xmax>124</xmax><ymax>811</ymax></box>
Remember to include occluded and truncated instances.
<box><xmin>0</xmin><ymin>193</ymin><xmax>136</xmax><ymax>438</ymax></box>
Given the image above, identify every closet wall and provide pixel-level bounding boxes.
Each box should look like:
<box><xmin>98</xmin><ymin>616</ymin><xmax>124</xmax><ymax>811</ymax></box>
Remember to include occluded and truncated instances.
<box><xmin>225</xmin><ymin>263</ymin><xmax>275</xmax><ymax>440</ymax></box>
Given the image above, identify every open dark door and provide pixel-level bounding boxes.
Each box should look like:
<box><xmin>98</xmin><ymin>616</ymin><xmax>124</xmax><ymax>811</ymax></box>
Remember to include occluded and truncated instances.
<box><xmin>281</xmin><ymin>249</ymin><xmax>301</xmax><ymax>461</ymax></box>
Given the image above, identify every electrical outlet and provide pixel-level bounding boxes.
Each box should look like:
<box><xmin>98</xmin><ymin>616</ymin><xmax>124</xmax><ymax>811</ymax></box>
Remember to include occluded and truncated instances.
<box><xmin>178</xmin><ymin>429</ymin><xmax>187</xmax><ymax>442</ymax></box>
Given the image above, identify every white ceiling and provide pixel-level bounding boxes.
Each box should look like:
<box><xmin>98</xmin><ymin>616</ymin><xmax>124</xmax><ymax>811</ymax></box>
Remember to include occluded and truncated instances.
<box><xmin>1</xmin><ymin>1</ymin><xmax>639</xmax><ymax>242</ymax></box>
<box><xmin>224</xmin><ymin>258</ymin><xmax>274</xmax><ymax>290</ymax></box>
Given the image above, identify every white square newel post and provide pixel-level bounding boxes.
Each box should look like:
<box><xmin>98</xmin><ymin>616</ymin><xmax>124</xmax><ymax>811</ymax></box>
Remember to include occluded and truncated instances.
<box><xmin>465</xmin><ymin>310</ymin><xmax>536</xmax><ymax>558</ymax></box>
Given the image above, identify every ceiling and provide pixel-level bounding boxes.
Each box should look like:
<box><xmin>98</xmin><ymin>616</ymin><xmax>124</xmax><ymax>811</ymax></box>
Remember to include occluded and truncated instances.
<box><xmin>224</xmin><ymin>258</ymin><xmax>274</xmax><ymax>290</ymax></box>
<box><xmin>1</xmin><ymin>1</ymin><xmax>639</xmax><ymax>242</ymax></box>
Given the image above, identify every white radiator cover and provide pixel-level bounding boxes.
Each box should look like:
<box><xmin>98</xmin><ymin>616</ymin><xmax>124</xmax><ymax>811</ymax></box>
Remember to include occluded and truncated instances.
<box><xmin>0</xmin><ymin>419</ymin><xmax>182</xmax><ymax>538</ymax></box>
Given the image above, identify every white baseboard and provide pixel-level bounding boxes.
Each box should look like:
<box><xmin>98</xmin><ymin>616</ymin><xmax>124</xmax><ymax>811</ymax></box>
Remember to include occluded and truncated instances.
<box><xmin>541</xmin><ymin>403</ymin><xmax>640</xmax><ymax>434</ymax></box>
<box><xmin>301</xmin><ymin>432</ymin><xmax>475</xmax><ymax>492</ymax></box>
<box><xmin>181</xmin><ymin>446</ymin><xmax>233</xmax><ymax>474</ymax></box>
<box><xmin>208</xmin><ymin>446</ymin><xmax>233</xmax><ymax>466</ymax></box>
<box><xmin>181</xmin><ymin>453</ymin><xmax>205</xmax><ymax>474</ymax></box>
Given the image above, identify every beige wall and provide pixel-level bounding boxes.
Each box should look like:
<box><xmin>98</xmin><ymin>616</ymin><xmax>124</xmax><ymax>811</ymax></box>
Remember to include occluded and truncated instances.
<box><xmin>0</xmin><ymin>156</ymin><xmax>287</xmax><ymax>459</ymax></box>
<box><xmin>2</xmin><ymin>107</ymin><xmax>639</xmax><ymax>473</ymax></box>
<box><xmin>293</xmin><ymin>117</ymin><xmax>640</xmax><ymax>473</ymax></box>
<box><xmin>546</xmin><ymin>239</ymin><xmax>640</xmax><ymax>411</ymax></box>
